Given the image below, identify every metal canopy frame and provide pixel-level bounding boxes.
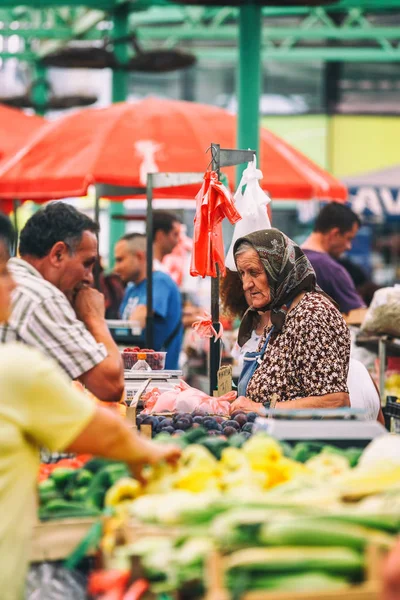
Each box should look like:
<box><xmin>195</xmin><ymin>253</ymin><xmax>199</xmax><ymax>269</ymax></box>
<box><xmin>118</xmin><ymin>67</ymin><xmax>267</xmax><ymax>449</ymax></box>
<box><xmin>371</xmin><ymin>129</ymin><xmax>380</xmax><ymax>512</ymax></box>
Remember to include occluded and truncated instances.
<box><xmin>95</xmin><ymin>173</ymin><xmax>204</xmax><ymax>351</ymax></box>
<box><xmin>209</xmin><ymin>143</ymin><xmax>255</xmax><ymax>395</ymax></box>
<box><xmin>145</xmin><ymin>171</ymin><xmax>204</xmax><ymax>351</ymax></box>
<box><xmin>4</xmin><ymin>4</ymin><xmax>400</xmax><ymax>64</ymax></box>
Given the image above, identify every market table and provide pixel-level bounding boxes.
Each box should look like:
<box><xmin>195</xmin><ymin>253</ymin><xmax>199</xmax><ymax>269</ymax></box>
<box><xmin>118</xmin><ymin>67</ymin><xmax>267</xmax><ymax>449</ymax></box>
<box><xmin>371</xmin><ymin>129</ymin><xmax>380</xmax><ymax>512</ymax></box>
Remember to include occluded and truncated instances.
<box><xmin>30</xmin><ymin>518</ymin><xmax>96</xmax><ymax>563</ymax></box>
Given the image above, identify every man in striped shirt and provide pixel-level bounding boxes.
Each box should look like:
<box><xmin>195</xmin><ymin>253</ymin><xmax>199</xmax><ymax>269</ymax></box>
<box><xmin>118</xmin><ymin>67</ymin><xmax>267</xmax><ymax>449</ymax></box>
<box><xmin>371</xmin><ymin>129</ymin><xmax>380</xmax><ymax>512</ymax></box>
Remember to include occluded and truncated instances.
<box><xmin>0</xmin><ymin>202</ymin><xmax>124</xmax><ymax>402</ymax></box>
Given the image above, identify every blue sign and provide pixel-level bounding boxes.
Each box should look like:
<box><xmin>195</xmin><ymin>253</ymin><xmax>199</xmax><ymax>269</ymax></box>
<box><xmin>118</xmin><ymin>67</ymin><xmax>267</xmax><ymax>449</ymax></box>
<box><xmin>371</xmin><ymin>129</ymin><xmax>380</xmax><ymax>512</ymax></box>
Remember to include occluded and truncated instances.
<box><xmin>349</xmin><ymin>186</ymin><xmax>400</xmax><ymax>222</ymax></box>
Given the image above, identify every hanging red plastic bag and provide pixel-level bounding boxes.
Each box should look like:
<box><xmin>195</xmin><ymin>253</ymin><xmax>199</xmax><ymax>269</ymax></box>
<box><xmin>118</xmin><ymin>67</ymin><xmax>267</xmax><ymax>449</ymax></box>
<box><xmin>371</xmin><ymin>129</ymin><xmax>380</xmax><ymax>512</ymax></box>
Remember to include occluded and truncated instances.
<box><xmin>190</xmin><ymin>171</ymin><xmax>241</xmax><ymax>278</ymax></box>
<box><xmin>225</xmin><ymin>155</ymin><xmax>272</xmax><ymax>271</ymax></box>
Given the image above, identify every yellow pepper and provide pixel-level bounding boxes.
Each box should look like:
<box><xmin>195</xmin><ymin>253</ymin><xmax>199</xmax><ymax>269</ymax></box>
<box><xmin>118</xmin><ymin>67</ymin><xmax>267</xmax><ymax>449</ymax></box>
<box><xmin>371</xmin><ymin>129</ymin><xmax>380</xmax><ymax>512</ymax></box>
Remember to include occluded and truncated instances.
<box><xmin>243</xmin><ymin>435</ymin><xmax>283</xmax><ymax>472</ymax></box>
<box><xmin>105</xmin><ymin>477</ymin><xmax>142</xmax><ymax>507</ymax></box>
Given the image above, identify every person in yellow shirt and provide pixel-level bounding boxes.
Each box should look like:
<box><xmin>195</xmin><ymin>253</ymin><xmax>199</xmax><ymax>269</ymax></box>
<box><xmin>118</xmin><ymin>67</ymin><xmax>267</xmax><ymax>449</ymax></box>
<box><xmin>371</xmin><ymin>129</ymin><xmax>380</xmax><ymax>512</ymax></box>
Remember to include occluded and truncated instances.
<box><xmin>0</xmin><ymin>213</ymin><xmax>181</xmax><ymax>600</ymax></box>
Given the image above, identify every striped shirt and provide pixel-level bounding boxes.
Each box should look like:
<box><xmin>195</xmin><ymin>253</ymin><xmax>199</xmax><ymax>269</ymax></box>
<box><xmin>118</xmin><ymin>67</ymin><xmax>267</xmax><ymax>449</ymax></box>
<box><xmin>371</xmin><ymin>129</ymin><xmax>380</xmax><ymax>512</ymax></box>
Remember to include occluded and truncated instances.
<box><xmin>0</xmin><ymin>258</ymin><xmax>108</xmax><ymax>380</ymax></box>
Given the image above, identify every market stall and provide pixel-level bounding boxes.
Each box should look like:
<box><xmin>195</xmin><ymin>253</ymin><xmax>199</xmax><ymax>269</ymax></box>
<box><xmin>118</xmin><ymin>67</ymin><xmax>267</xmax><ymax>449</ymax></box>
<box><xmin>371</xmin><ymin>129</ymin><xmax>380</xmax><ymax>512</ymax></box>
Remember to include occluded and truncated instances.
<box><xmin>34</xmin><ymin>426</ymin><xmax>400</xmax><ymax>599</ymax></box>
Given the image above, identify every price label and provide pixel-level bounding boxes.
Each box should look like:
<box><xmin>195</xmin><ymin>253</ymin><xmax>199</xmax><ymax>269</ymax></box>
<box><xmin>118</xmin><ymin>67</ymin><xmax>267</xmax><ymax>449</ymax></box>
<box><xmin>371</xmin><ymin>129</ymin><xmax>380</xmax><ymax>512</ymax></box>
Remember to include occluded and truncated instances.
<box><xmin>217</xmin><ymin>365</ymin><xmax>232</xmax><ymax>396</ymax></box>
<box><xmin>141</xmin><ymin>424</ymin><xmax>152</xmax><ymax>439</ymax></box>
<box><xmin>126</xmin><ymin>405</ymin><xmax>137</xmax><ymax>428</ymax></box>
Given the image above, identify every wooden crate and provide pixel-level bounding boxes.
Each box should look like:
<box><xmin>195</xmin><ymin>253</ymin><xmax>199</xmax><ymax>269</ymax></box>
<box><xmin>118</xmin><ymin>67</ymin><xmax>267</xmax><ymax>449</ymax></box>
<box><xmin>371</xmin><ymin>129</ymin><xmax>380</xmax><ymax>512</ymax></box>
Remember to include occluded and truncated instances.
<box><xmin>31</xmin><ymin>518</ymin><xmax>96</xmax><ymax>562</ymax></box>
<box><xmin>204</xmin><ymin>546</ymin><xmax>384</xmax><ymax>600</ymax></box>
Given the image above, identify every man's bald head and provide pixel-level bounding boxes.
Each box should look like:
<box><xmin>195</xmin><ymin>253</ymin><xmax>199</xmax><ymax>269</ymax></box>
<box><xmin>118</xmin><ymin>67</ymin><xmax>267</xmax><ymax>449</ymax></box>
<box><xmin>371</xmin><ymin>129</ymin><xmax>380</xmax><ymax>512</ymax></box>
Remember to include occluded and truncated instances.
<box><xmin>114</xmin><ymin>233</ymin><xmax>147</xmax><ymax>284</ymax></box>
<box><xmin>122</xmin><ymin>233</ymin><xmax>147</xmax><ymax>254</ymax></box>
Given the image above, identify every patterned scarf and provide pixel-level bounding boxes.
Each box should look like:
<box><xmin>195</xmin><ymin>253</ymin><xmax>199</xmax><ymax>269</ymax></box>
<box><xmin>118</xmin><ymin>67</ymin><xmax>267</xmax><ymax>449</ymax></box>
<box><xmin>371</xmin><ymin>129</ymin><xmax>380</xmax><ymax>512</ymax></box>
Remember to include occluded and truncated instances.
<box><xmin>234</xmin><ymin>228</ymin><xmax>317</xmax><ymax>344</ymax></box>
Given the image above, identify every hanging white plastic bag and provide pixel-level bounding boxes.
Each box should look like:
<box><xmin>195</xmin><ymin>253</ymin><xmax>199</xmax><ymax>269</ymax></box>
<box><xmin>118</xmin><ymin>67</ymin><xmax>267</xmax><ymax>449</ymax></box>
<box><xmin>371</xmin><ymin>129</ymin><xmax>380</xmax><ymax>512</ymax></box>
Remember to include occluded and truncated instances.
<box><xmin>361</xmin><ymin>285</ymin><xmax>400</xmax><ymax>337</ymax></box>
<box><xmin>225</xmin><ymin>155</ymin><xmax>271</xmax><ymax>271</ymax></box>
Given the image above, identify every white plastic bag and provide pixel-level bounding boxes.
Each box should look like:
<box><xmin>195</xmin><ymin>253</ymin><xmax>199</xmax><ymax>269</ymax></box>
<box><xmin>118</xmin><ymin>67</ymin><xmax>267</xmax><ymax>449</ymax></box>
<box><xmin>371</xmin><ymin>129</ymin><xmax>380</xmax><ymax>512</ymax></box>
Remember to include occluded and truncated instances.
<box><xmin>225</xmin><ymin>155</ymin><xmax>271</xmax><ymax>271</ymax></box>
<box><xmin>361</xmin><ymin>285</ymin><xmax>400</xmax><ymax>337</ymax></box>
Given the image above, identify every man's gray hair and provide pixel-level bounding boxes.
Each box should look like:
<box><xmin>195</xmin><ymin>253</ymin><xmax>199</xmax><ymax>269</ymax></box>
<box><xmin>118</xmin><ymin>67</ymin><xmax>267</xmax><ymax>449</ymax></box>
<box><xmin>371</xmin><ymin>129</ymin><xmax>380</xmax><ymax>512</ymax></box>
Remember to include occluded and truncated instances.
<box><xmin>120</xmin><ymin>233</ymin><xmax>147</xmax><ymax>253</ymax></box>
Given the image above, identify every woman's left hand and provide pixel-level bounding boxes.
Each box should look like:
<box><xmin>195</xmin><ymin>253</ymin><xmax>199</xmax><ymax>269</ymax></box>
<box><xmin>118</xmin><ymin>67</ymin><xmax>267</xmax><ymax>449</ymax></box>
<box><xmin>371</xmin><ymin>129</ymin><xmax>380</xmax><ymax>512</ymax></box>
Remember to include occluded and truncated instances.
<box><xmin>230</xmin><ymin>396</ymin><xmax>264</xmax><ymax>415</ymax></box>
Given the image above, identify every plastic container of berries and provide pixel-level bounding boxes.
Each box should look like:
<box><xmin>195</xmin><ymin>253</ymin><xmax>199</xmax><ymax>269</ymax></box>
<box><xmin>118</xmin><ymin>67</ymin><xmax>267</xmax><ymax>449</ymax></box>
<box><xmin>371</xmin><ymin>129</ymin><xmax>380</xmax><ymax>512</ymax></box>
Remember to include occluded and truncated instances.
<box><xmin>122</xmin><ymin>348</ymin><xmax>167</xmax><ymax>370</ymax></box>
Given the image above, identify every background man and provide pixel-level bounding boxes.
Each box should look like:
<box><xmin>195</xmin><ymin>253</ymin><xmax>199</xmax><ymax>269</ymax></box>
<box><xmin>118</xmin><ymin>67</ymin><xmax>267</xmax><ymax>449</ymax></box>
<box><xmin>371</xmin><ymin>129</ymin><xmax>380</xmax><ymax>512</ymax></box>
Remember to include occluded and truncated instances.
<box><xmin>152</xmin><ymin>210</ymin><xmax>181</xmax><ymax>271</ymax></box>
<box><xmin>302</xmin><ymin>202</ymin><xmax>365</xmax><ymax>314</ymax></box>
<box><xmin>0</xmin><ymin>202</ymin><xmax>124</xmax><ymax>402</ymax></box>
<box><xmin>114</xmin><ymin>233</ymin><xmax>182</xmax><ymax>370</ymax></box>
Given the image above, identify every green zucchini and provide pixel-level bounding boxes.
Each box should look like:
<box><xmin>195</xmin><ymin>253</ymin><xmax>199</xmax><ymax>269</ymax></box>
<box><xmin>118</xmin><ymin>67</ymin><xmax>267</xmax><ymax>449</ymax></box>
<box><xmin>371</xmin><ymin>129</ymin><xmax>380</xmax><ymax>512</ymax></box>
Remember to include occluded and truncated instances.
<box><xmin>183</xmin><ymin>427</ymin><xmax>207</xmax><ymax>444</ymax></box>
<box><xmin>39</xmin><ymin>499</ymin><xmax>101</xmax><ymax>520</ymax></box>
<box><xmin>84</xmin><ymin>458</ymin><xmax>119</xmax><ymax>474</ymax></box>
<box><xmin>50</xmin><ymin>468</ymin><xmax>76</xmax><ymax>489</ymax></box>
<box><xmin>260</xmin><ymin>517</ymin><xmax>394</xmax><ymax>552</ymax></box>
<box><xmin>226</xmin><ymin>546</ymin><xmax>364</xmax><ymax>577</ymax></box>
<box><xmin>75</xmin><ymin>469</ymin><xmax>93</xmax><ymax>487</ymax></box>
<box><xmin>70</xmin><ymin>486</ymin><xmax>89</xmax><ymax>502</ymax></box>
<box><xmin>228</xmin><ymin>571</ymin><xmax>350</xmax><ymax>594</ymax></box>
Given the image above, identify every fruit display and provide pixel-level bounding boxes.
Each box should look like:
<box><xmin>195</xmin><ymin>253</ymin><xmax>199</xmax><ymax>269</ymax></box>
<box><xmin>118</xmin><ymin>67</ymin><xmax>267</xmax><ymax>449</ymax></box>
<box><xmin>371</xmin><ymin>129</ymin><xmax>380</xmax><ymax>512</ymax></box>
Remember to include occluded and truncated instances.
<box><xmin>122</xmin><ymin>348</ymin><xmax>166</xmax><ymax>370</ymax></box>
<box><xmin>136</xmin><ymin>410</ymin><xmax>257</xmax><ymax>440</ymax></box>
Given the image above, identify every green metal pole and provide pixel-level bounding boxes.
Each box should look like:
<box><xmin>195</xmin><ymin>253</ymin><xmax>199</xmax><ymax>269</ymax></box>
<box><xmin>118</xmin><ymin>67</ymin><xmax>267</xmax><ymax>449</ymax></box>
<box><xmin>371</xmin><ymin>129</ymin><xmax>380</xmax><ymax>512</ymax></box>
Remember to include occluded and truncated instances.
<box><xmin>237</xmin><ymin>2</ymin><xmax>261</xmax><ymax>185</ymax></box>
<box><xmin>31</xmin><ymin>62</ymin><xmax>49</xmax><ymax>116</ymax></box>
<box><xmin>108</xmin><ymin>5</ymin><xmax>129</xmax><ymax>269</ymax></box>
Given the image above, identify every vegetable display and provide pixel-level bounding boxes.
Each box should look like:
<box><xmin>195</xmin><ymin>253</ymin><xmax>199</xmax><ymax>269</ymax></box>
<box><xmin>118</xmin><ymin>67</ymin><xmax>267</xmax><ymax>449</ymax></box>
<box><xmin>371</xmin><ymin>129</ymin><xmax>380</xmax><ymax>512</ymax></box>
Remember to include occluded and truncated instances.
<box><xmin>38</xmin><ymin>458</ymin><xmax>132</xmax><ymax>521</ymax></box>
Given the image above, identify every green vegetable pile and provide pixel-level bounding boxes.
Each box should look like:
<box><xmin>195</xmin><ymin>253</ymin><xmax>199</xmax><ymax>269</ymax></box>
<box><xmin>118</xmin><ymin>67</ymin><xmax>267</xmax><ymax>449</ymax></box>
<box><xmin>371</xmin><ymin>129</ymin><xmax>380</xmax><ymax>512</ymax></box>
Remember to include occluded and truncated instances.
<box><xmin>155</xmin><ymin>428</ymin><xmax>363</xmax><ymax>465</ymax></box>
<box><xmin>38</xmin><ymin>458</ymin><xmax>130</xmax><ymax>521</ymax></box>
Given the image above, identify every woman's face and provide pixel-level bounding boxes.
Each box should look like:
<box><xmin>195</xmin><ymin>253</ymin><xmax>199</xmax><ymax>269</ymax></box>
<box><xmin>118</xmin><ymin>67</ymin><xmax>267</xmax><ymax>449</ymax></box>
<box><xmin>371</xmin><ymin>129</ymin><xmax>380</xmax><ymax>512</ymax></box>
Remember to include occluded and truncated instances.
<box><xmin>0</xmin><ymin>244</ymin><xmax>16</xmax><ymax>323</ymax></box>
<box><xmin>236</xmin><ymin>249</ymin><xmax>270</xmax><ymax>309</ymax></box>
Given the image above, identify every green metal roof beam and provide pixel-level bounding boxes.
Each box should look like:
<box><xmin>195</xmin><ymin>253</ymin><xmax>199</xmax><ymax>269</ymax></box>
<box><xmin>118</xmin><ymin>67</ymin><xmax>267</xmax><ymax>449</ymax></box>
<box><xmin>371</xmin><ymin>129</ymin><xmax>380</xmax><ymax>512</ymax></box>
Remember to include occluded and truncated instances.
<box><xmin>0</xmin><ymin>26</ymin><xmax>98</xmax><ymax>40</ymax></box>
<box><xmin>0</xmin><ymin>1</ymin><xmax>114</xmax><ymax>7</ymax></box>
<box><xmin>37</xmin><ymin>8</ymin><xmax>106</xmax><ymax>57</ymax></box>
<box><xmin>197</xmin><ymin>46</ymin><xmax>400</xmax><ymax>61</ymax></box>
<box><xmin>137</xmin><ymin>26</ymin><xmax>400</xmax><ymax>42</ymax></box>
<box><xmin>4</xmin><ymin>45</ymin><xmax>400</xmax><ymax>62</ymax></box>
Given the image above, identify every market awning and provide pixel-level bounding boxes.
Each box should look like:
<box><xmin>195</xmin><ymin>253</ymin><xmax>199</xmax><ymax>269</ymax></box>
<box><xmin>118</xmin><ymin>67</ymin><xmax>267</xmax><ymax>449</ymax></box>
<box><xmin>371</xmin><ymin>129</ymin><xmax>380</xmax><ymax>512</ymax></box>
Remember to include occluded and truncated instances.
<box><xmin>0</xmin><ymin>97</ymin><xmax>346</xmax><ymax>202</ymax></box>
<box><xmin>343</xmin><ymin>165</ymin><xmax>400</xmax><ymax>221</ymax></box>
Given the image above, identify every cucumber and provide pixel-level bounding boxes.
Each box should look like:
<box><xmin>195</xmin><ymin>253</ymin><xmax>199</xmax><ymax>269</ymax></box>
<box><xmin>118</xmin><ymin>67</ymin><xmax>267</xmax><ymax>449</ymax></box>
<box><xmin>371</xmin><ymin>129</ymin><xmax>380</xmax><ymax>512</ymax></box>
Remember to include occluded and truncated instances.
<box><xmin>226</xmin><ymin>547</ymin><xmax>364</xmax><ymax>577</ymax></box>
<box><xmin>50</xmin><ymin>468</ymin><xmax>76</xmax><ymax>489</ymax></box>
<box><xmin>228</xmin><ymin>571</ymin><xmax>350</xmax><ymax>594</ymax></box>
<box><xmin>75</xmin><ymin>469</ymin><xmax>93</xmax><ymax>487</ymax></box>
<box><xmin>84</xmin><ymin>458</ymin><xmax>119</xmax><ymax>474</ymax></box>
<box><xmin>70</xmin><ymin>486</ymin><xmax>89</xmax><ymax>502</ymax></box>
<box><xmin>183</xmin><ymin>427</ymin><xmax>207</xmax><ymax>444</ymax></box>
<box><xmin>39</xmin><ymin>499</ymin><xmax>101</xmax><ymax>520</ymax></box>
<box><xmin>260</xmin><ymin>517</ymin><xmax>394</xmax><ymax>552</ymax></box>
<box><xmin>39</xmin><ymin>507</ymin><xmax>101</xmax><ymax>521</ymax></box>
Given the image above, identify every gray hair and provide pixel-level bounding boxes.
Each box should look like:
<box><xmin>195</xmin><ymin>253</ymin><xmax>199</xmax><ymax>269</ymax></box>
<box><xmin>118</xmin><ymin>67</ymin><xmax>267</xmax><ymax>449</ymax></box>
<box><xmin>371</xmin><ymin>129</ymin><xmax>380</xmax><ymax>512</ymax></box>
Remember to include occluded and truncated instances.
<box><xmin>234</xmin><ymin>240</ymin><xmax>256</xmax><ymax>258</ymax></box>
<box><xmin>120</xmin><ymin>233</ymin><xmax>147</xmax><ymax>254</ymax></box>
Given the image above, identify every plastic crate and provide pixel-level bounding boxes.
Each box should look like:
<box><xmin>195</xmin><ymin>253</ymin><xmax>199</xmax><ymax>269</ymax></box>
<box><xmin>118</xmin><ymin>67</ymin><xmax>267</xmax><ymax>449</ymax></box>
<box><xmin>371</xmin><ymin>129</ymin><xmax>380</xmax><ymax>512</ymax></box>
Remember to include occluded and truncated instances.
<box><xmin>122</xmin><ymin>351</ymin><xmax>166</xmax><ymax>371</ymax></box>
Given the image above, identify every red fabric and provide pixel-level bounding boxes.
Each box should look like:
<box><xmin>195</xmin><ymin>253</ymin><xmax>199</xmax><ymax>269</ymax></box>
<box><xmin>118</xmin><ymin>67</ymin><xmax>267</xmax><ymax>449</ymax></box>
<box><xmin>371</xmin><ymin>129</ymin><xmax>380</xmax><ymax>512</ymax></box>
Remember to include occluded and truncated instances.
<box><xmin>0</xmin><ymin>97</ymin><xmax>347</xmax><ymax>202</ymax></box>
<box><xmin>190</xmin><ymin>171</ymin><xmax>241</xmax><ymax>278</ymax></box>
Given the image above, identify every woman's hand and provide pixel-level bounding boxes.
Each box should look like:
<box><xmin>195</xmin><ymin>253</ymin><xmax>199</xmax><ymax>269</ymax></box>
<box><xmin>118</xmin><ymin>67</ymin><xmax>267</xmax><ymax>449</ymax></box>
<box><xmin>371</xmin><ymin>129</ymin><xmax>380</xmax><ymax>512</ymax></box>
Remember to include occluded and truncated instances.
<box><xmin>128</xmin><ymin>442</ymin><xmax>181</xmax><ymax>483</ymax></box>
<box><xmin>230</xmin><ymin>396</ymin><xmax>264</xmax><ymax>415</ymax></box>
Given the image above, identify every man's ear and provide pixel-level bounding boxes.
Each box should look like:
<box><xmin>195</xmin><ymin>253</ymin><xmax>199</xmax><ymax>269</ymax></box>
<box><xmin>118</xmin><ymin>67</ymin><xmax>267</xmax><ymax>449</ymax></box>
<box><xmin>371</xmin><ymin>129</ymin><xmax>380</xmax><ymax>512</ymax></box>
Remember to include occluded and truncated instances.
<box><xmin>48</xmin><ymin>241</ymin><xmax>69</xmax><ymax>267</ymax></box>
<box><xmin>329</xmin><ymin>227</ymin><xmax>341</xmax><ymax>238</ymax></box>
<box><xmin>153</xmin><ymin>230</ymin><xmax>162</xmax><ymax>244</ymax></box>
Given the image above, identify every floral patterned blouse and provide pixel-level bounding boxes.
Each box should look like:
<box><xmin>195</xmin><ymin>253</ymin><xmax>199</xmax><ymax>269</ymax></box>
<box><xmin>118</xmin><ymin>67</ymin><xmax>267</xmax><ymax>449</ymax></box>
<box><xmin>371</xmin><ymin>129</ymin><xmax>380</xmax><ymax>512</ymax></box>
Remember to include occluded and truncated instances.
<box><xmin>246</xmin><ymin>292</ymin><xmax>350</xmax><ymax>404</ymax></box>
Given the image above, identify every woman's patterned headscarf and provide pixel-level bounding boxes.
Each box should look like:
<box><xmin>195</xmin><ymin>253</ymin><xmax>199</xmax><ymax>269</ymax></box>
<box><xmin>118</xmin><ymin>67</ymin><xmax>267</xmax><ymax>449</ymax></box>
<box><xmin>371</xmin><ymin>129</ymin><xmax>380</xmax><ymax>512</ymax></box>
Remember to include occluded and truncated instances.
<box><xmin>234</xmin><ymin>228</ymin><xmax>317</xmax><ymax>343</ymax></box>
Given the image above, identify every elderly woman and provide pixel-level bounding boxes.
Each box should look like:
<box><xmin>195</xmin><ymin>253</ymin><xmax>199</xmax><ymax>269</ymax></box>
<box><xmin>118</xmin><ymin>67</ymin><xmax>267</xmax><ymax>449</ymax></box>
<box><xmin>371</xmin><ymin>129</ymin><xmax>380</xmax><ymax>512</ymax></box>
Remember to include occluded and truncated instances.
<box><xmin>220</xmin><ymin>268</ymin><xmax>271</xmax><ymax>372</ymax></box>
<box><xmin>230</xmin><ymin>228</ymin><xmax>351</xmax><ymax>414</ymax></box>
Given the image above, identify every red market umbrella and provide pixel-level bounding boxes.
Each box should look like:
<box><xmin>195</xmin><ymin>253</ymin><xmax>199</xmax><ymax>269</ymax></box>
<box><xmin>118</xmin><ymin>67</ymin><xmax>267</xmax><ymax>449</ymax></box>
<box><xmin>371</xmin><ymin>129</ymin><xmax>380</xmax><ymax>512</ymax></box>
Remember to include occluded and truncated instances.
<box><xmin>0</xmin><ymin>104</ymin><xmax>45</xmax><ymax>164</ymax></box>
<box><xmin>0</xmin><ymin>105</ymin><xmax>45</xmax><ymax>214</ymax></box>
<box><xmin>0</xmin><ymin>97</ymin><xmax>346</xmax><ymax>202</ymax></box>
